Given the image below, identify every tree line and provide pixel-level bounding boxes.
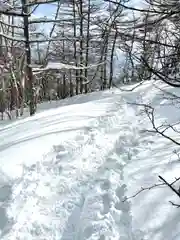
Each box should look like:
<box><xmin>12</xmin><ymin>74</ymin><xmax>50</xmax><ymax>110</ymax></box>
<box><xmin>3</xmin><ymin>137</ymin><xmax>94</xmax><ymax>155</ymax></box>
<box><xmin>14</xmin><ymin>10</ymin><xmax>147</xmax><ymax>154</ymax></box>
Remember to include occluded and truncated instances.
<box><xmin>0</xmin><ymin>0</ymin><xmax>179</xmax><ymax>118</ymax></box>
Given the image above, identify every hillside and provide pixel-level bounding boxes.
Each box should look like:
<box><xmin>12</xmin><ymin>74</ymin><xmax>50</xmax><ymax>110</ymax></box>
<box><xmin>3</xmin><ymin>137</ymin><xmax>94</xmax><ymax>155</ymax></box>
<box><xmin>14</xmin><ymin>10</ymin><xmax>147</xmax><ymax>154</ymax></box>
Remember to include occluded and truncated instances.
<box><xmin>0</xmin><ymin>81</ymin><xmax>180</xmax><ymax>239</ymax></box>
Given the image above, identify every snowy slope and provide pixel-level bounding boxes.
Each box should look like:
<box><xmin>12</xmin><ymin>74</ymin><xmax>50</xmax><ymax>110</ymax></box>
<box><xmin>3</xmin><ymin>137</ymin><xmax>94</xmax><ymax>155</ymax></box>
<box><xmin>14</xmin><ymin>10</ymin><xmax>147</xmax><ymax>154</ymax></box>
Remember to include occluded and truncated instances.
<box><xmin>0</xmin><ymin>81</ymin><xmax>180</xmax><ymax>239</ymax></box>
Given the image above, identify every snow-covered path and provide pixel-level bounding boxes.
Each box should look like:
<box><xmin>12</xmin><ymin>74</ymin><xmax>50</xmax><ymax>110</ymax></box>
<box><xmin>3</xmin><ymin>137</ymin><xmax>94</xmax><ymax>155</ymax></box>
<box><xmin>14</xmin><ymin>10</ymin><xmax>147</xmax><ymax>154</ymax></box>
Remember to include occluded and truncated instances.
<box><xmin>1</xmin><ymin>83</ymin><xmax>180</xmax><ymax>240</ymax></box>
<box><xmin>0</xmin><ymin>91</ymin><xmax>146</xmax><ymax>240</ymax></box>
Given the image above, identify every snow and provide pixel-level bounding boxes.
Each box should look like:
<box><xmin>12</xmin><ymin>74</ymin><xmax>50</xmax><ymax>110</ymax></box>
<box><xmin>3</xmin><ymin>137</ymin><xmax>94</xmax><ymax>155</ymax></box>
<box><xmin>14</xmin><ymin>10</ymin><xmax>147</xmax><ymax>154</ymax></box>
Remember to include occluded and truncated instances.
<box><xmin>0</xmin><ymin>81</ymin><xmax>180</xmax><ymax>239</ymax></box>
<box><xmin>0</xmin><ymin>0</ymin><xmax>14</xmax><ymax>11</ymax></box>
<box><xmin>32</xmin><ymin>61</ymin><xmax>105</xmax><ymax>72</ymax></box>
<box><xmin>0</xmin><ymin>0</ymin><xmax>22</xmax><ymax>16</ymax></box>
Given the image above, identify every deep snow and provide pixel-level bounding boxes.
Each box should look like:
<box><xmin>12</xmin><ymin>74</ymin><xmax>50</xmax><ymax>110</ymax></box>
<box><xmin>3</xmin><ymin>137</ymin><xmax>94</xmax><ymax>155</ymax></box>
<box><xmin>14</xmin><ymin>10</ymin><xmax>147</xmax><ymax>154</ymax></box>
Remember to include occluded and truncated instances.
<box><xmin>0</xmin><ymin>81</ymin><xmax>180</xmax><ymax>239</ymax></box>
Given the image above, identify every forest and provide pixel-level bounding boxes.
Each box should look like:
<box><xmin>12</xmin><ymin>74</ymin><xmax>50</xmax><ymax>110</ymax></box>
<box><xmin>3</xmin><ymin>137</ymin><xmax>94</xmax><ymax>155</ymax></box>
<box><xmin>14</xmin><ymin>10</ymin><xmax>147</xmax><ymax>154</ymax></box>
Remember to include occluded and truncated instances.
<box><xmin>1</xmin><ymin>1</ymin><xmax>180</xmax><ymax>239</ymax></box>
<box><xmin>0</xmin><ymin>0</ymin><xmax>178</xmax><ymax>118</ymax></box>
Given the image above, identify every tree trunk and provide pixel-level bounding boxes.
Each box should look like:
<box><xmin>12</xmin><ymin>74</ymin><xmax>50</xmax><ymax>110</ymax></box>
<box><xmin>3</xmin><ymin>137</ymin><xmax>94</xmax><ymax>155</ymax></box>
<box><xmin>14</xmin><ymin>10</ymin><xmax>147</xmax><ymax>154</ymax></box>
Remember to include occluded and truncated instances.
<box><xmin>109</xmin><ymin>26</ymin><xmax>117</xmax><ymax>88</ymax></box>
<box><xmin>79</xmin><ymin>0</ymin><xmax>84</xmax><ymax>94</ymax></box>
<box><xmin>84</xmin><ymin>0</ymin><xmax>90</xmax><ymax>93</ymax></box>
<box><xmin>73</xmin><ymin>0</ymin><xmax>79</xmax><ymax>95</ymax></box>
<box><xmin>21</xmin><ymin>0</ymin><xmax>36</xmax><ymax>115</ymax></box>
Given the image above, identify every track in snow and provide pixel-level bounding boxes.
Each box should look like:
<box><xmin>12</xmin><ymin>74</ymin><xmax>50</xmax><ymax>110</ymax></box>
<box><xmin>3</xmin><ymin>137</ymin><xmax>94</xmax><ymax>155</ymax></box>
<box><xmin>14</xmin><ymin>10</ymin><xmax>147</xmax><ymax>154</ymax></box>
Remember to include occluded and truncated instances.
<box><xmin>0</xmin><ymin>96</ymin><xmax>146</xmax><ymax>240</ymax></box>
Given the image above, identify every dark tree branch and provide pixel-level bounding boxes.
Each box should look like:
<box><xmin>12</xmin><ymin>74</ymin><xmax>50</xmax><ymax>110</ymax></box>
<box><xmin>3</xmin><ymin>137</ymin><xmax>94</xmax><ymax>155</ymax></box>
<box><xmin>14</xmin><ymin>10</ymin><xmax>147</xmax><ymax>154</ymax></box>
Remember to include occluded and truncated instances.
<box><xmin>104</xmin><ymin>0</ymin><xmax>172</xmax><ymax>14</ymax></box>
<box><xmin>141</xmin><ymin>57</ymin><xmax>180</xmax><ymax>87</ymax></box>
<box><xmin>159</xmin><ymin>175</ymin><xmax>180</xmax><ymax>197</ymax></box>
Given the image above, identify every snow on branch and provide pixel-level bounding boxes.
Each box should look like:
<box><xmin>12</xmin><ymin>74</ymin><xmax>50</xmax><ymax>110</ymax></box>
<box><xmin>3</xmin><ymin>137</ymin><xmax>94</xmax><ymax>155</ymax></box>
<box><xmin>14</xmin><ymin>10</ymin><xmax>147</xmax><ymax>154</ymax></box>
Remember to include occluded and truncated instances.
<box><xmin>0</xmin><ymin>20</ymin><xmax>23</xmax><ymax>29</ymax></box>
<box><xmin>0</xmin><ymin>32</ymin><xmax>75</xmax><ymax>43</ymax></box>
<box><xmin>0</xmin><ymin>32</ymin><xmax>25</xmax><ymax>42</ymax></box>
<box><xmin>0</xmin><ymin>9</ymin><xmax>26</xmax><ymax>17</ymax></box>
<box><xmin>0</xmin><ymin>0</ymin><xmax>15</xmax><ymax>11</ymax></box>
<box><xmin>0</xmin><ymin>0</ymin><xmax>29</xmax><ymax>16</ymax></box>
<box><xmin>104</xmin><ymin>0</ymin><xmax>180</xmax><ymax>15</ymax></box>
<box><xmin>29</xmin><ymin>18</ymin><xmax>67</xmax><ymax>24</ymax></box>
<box><xmin>29</xmin><ymin>37</ymin><xmax>76</xmax><ymax>43</ymax></box>
<box><xmin>141</xmin><ymin>57</ymin><xmax>180</xmax><ymax>87</ymax></box>
<box><xmin>119</xmin><ymin>32</ymin><xmax>178</xmax><ymax>49</ymax></box>
<box><xmin>26</xmin><ymin>0</ymin><xmax>59</xmax><ymax>7</ymax></box>
<box><xmin>32</xmin><ymin>61</ymin><xmax>105</xmax><ymax>71</ymax></box>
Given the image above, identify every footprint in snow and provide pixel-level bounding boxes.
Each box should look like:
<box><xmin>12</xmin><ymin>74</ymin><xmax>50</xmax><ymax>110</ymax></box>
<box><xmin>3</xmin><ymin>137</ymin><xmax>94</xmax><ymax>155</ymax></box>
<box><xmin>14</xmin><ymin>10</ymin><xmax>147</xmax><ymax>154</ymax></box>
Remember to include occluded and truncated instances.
<box><xmin>115</xmin><ymin>184</ymin><xmax>131</xmax><ymax>212</ymax></box>
<box><xmin>0</xmin><ymin>184</ymin><xmax>13</xmax><ymax>236</ymax></box>
<box><xmin>53</xmin><ymin>144</ymin><xmax>66</xmax><ymax>152</ymax></box>
<box><xmin>102</xmin><ymin>193</ymin><xmax>111</xmax><ymax>214</ymax></box>
<box><xmin>53</xmin><ymin>145</ymin><xmax>69</xmax><ymax>161</ymax></box>
<box><xmin>100</xmin><ymin>179</ymin><xmax>111</xmax><ymax>191</ymax></box>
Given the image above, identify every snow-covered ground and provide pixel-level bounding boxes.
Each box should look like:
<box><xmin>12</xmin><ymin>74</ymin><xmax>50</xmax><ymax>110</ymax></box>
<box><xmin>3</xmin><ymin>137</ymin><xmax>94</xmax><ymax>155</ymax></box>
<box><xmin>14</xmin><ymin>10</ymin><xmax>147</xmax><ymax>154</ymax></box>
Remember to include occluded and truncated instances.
<box><xmin>0</xmin><ymin>81</ymin><xmax>180</xmax><ymax>240</ymax></box>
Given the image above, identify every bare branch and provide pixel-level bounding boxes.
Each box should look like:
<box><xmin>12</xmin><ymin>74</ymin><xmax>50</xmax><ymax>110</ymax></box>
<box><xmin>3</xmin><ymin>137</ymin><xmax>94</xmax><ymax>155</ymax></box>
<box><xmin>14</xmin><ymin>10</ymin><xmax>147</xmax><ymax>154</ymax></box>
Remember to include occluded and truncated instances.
<box><xmin>127</xmin><ymin>102</ymin><xmax>180</xmax><ymax>145</ymax></box>
<box><xmin>123</xmin><ymin>177</ymin><xmax>180</xmax><ymax>202</ymax></box>
<box><xmin>104</xmin><ymin>0</ymin><xmax>171</xmax><ymax>14</ymax></box>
